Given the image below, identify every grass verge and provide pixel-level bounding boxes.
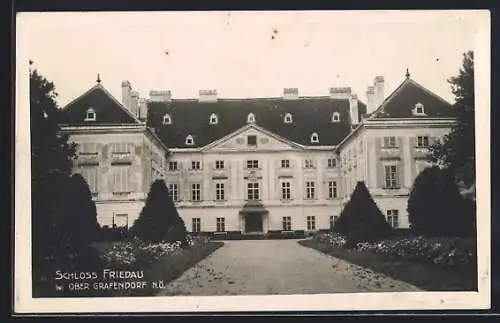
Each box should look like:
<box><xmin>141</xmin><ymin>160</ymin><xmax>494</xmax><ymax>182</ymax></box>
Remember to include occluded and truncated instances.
<box><xmin>298</xmin><ymin>239</ymin><xmax>477</xmax><ymax>291</ymax></box>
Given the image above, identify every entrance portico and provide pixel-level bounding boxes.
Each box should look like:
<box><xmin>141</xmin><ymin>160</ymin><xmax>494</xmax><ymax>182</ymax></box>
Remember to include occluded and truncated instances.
<box><xmin>239</xmin><ymin>201</ymin><xmax>269</xmax><ymax>234</ymax></box>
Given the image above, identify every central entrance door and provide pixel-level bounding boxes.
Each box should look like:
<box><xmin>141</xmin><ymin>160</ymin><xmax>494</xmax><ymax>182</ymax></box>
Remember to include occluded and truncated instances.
<box><xmin>245</xmin><ymin>213</ymin><xmax>263</xmax><ymax>233</ymax></box>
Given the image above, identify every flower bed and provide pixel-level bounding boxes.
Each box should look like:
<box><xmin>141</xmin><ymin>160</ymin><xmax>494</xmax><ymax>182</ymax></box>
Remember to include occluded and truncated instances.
<box><xmin>299</xmin><ymin>232</ymin><xmax>477</xmax><ymax>291</ymax></box>
<box><xmin>312</xmin><ymin>232</ymin><xmax>476</xmax><ymax>269</ymax></box>
<box><xmin>99</xmin><ymin>238</ymin><xmax>183</xmax><ymax>269</ymax></box>
<box><xmin>94</xmin><ymin>234</ymin><xmax>223</xmax><ymax>297</ymax></box>
<box><xmin>356</xmin><ymin>236</ymin><xmax>477</xmax><ymax>269</ymax></box>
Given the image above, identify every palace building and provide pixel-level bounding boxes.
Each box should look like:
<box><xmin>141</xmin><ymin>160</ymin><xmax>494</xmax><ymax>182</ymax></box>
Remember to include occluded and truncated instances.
<box><xmin>58</xmin><ymin>71</ymin><xmax>455</xmax><ymax>234</ymax></box>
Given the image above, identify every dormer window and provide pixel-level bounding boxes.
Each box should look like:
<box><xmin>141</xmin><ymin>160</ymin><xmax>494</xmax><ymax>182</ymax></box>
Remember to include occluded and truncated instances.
<box><xmin>413</xmin><ymin>103</ymin><xmax>426</xmax><ymax>116</ymax></box>
<box><xmin>331</xmin><ymin>112</ymin><xmax>340</xmax><ymax>123</ymax></box>
<box><xmin>209</xmin><ymin>113</ymin><xmax>218</xmax><ymax>125</ymax></box>
<box><xmin>85</xmin><ymin>108</ymin><xmax>96</xmax><ymax>121</ymax></box>
<box><xmin>284</xmin><ymin>113</ymin><xmax>293</xmax><ymax>124</ymax></box>
<box><xmin>310</xmin><ymin>132</ymin><xmax>319</xmax><ymax>143</ymax></box>
<box><xmin>185</xmin><ymin>135</ymin><xmax>194</xmax><ymax>146</ymax></box>
<box><xmin>163</xmin><ymin>114</ymin><xmax>172</xmax><ymax>125</ymax></box>
<box><xmin>247</xmin><ymin>113</ymin><xmax>256</xmax><ymax>123</ymax></box>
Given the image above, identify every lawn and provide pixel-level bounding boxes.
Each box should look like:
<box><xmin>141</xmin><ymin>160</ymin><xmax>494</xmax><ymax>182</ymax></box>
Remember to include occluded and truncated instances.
<box><xmin>299</xmin><ymin>237</ymin><xmax>477</xmax><ymax>291</ymax></box>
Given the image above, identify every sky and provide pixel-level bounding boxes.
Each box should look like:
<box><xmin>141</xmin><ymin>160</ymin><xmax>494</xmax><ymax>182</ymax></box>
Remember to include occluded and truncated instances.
<box><xmin>18</xmin><ymin>10</ymin><xmax>482</xmax><ymax>107</ymax></box>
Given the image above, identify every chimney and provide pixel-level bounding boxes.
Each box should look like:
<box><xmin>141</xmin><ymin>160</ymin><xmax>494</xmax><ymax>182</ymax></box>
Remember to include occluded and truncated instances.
<box><xmin>198</xmin><ymin>89</ymin><xmax>218</xmax><ymax>102</ymax></box>
<box><xmin>374</xmin><ymin>76</ymin><xmax>385</xmax><ymax>109</ymax></box>
<box><xmin>366</xmin><ymin>85</ymin><xmax>376</xmax><ymax>114</ymax></box>
<box><xmin>138</xmin><ymin>98</ymin><xmax>148</xmax><ymax>121</ymax></box>
<box><xmin>329</xmin><ymin>87</ymin><xmax>352</xmax><ymax>99</ymax></box>
<box><xmin>121</xmin><ymin>80</ymin><xmax>132</xmax><ymax>110</ymax></box>
<box><xmin>283</xmin><ymin>88</ymin><xmax>299</xmax><ymax>100</ymax></box>
<box><xmin>130</xmin><ymin>91</ymin><xmax>139</xmax><ymax>117</ymax></box>
<box><xmin>149</xmin><ymin>90</ymin><xmax>172</xmax><ymax>102</ymax></box>
<box><xmin>349</xmin><ymin>94</ymin><xmax>359</xmax><ymax>126</ymax></box>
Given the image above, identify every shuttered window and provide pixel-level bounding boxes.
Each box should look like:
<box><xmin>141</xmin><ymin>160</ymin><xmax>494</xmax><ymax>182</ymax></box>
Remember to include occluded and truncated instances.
<box><xmin>113</xmin><ymin>166</ymin><xmax>130</xmax><ymax>193</ymax></box>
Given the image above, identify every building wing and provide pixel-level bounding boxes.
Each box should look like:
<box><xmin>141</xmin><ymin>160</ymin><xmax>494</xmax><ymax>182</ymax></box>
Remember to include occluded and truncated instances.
<box><xmin>59</xmin><ymin>83</ymin><xmax>141</xmax><ymax>125</ymax></box>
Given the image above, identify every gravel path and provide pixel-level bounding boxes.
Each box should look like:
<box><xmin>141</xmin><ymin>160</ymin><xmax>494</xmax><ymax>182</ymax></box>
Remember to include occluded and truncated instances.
<box><xmin>158</xmin><ymin>239</ymin><xmax>421</xmax><ymax>296</ymax></box>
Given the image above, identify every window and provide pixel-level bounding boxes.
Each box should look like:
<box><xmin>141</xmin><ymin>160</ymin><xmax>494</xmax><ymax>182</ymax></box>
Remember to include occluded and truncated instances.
<box><xmin>168</xmin><ymin>161</ymin><xmax>178</xmax><ymax>171</ymax></box>
<box><xmin>282</xmin><ymin>216</ymin><xmax>292</xmax><ymax>231</ymax></box>
<box><xmin>331</xmin><ymin>112</ymin><xmax>340</xmax><ymax>122</ymax></box>
<box><xmin>304</xmin><ymin>159</ymin><xmax>314</xmax><ymax>169</ymax></box>
<box><xmin>246</xmin><ymin>160</ymin><xmax>259</xmax><ymax>169</ymax></box>
<box><xmin>209</xmin><ymin>113</ymin><xmax>218</xmax><ymax>125</ymax></box>
<box><xmin>384</xmin><ymin>165</ymin><xmax>399</xmax><ymax>188</ymax></box>
<box><xmin>112</xmin><ymin>166</ymin><xmax>130</xmax><ymax>193</ymax></box>
<box><xmin>168</xmin><ymin>183</ymin><xmax>179</xmax><ymax>202</ymax></box>
<box><xmin>386</xmin><ymin>210</ymin><xmax>399</xmax><ymax>228</ymax></box>
<box><xmin>328</xmin><ymin>181</ymin><xmax>338</xmax><ymax>199</ymax></box>
<box><xmin>247</xmin><ymin>113</ymin><xmax>256</xmax><ymax>123</ymax></box>
<box><xmin>281</xmin><ymin>181</ymin><xmax>291</xmax><ymax>200</ymax></box>
<box><xmin>284</xmin><ymin>113</ymin><xmax>293</xmax><ymax>124</ymax></box>
<box><xmin>216</xmin><ymin>183</ymin><xmax>225</xmax><ymax>201</ymax></box>
<box><xmin>216</xmin><ymin>217</ymin><xmax>225</xmax><ymax>232</ymax></box>
<box><xmin>329</xmin><ymin>215</ymin><xmax>339</xmax><ymax>229</ymax></box>
<box><xmin>192</xmin><ymin>218</ymin><xmax>201</xmax><ymax>233</ymax></box>
<box><xmin>114</xmin><ymin>214</ymin><xmax>128</xmax><ymax>228</ymax></box>
<box><xmin>417</xmin><ymin>135</ymin><xmax>430</xmax><ymax>148</ymax></box>
<box><xmin>191</xmin><ymin>160</ymin><xmax>201</xmax><ymax>170</ymax></box>
<box><xmin>191</xmin><ymin>183</ymin><xmax>201</xmax><ymax>201</ymax></box>
<box><xmin>85</xmin><ymin>108</ymin><xmax>96</xmax><ymax>121</ymax></box>
<box><xmin>185</xmin><ymin>135</ymin><xmax>194</xmax><ymax>146</ymax></box>
<box><xmin>383</xmin><ymin>136</ymin><xmax>397</xmax><ymax>148</ymax></box>
<box><xmin>215</xmin><ymin>160</ymin><xmax>225</xmax><ymax>169</ymax></box>
<box><xmin>414</xmin><ymin>103</ymin><xmax>425</xmax><ymax>115</ymax></box>
<box><xmin>310</xmin><ymin>132</ymin><xmax>319</xmax><ymax>143</ymax></box>
<box><xmin>247</xmin><ymin>182</ymin><xmax>260</xmax><ymax>200</ymax></box>
<box><xmin>307</xmin><ymin>216</ymin><xmax>316</xmax><ymax>231</ymax></box>
<box><xmin>327</xmin><ymin>158</ymin><xmax>336</xmax><ymax>168</ymax></box>
<box><xmin>281</xmin><ymin>159</ymin><xmax>290</xmax><ymax>168</ymax></box>
<box><xmin>305</xmin><ymin>181</ymin><xmax>315</xmax><ymax>199</ymax></box>
<box><xmin>247</xmin><ymin>135</ymin><xmax>257</xmax><ymax>146</ymax></box>
<box><xmin>163</xmin><ymin>114</ymin><xmax>172</xmax><ymax>125</ymax></box>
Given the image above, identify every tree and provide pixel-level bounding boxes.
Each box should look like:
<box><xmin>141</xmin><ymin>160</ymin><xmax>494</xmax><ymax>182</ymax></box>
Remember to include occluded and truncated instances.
<box><xmin>63</xmin><ymin>174</ymin><xmax>100</xmax><ymax>245</ymax></box>
<box><xmin>428</xmin><ymin>51</ymin><xmax>475</xmax><ymax>189</ymax></box>
<box><xmin>30</xmin><ymin>63</ymin><xmax>78</xmax><ymax>248</ymax></box>
<box><xmin>130</xmin><ymin>179</ymin><xmax>187</xmax><ymax>244</ymax></box>
<box><xmin>408</xmin><ymin>166</ymin><xmax>475</xmax><ymax>236</ymax></box>
<box><xmin>29</xmin><ymin>64</ymin><xmax>107</xmax><ymax>297</ymax></box>
<box><xmin>333</xmin><ymin>181</ymin><xmax>392</xmax><ymax>247</ymax></box>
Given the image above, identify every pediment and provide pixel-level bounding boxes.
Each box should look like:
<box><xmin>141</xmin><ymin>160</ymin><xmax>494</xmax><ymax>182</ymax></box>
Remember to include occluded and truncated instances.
<box><xmin>202</xmin><ymin>124</ymin><xmax>303</xmax><ymax>152</ymax></box>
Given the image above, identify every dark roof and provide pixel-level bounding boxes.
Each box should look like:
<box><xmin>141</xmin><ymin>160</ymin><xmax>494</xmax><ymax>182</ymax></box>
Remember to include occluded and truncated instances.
<box><xmin>372</xmin><ymin>78</ymin><xmax>454</xmax><ymax>119</ymax></box>
<box><xmin>147</xmin><ymin>97</ymin><xmax>367</xmax><ymax>148</ymax></box>
<box><xmin>59</xmin><ymin>84</ymin><xmax>139</xmax><ymax>125</ymax></box>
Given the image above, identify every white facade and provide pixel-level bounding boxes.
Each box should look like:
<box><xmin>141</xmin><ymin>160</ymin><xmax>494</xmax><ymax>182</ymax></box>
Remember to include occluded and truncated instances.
<box><xmin>60</xmin><ymin>124</ymin><xmax>168</xmax><ymax>228</ymax></box>
<box><xmin>60</xmin><ymin>76</ymin><xmax>456</xmax><ymax>235</ymax></box>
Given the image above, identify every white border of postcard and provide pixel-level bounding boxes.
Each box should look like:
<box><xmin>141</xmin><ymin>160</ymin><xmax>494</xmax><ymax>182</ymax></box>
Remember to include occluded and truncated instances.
<box><xmin>14</xmin><ymin>10</ymin><xmax>491</xmax><ymax>313</ymax></box>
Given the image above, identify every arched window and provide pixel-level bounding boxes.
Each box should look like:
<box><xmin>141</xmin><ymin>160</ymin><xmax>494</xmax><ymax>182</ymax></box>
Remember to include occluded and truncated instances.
<box><xmin>85</xmin><ymin>108</ymin><xmax>96</xmax><ymax>121</ymax></box>
<box><xmin>247</xmin><ymin>112</ymin><xmax>256</xmax><ymax>124</ymax></box>
<box><xmin>209</xmin><ymin>113</ymin><xmax>218</xmax><ymax>125</ymax></box>
<box><xmin>185</xmin><ymin>135</ymin><xmax>194</xmax><ymax>146</ymax></box>
<box><xmin>284</xmin><ymin>113</ymin><xmax>293</xmax><ymax>124</ymax></box>
<box><xmin>310</xmin><ymin>132</ymin><xmax>319</xmax><ymax>143</ymax></box>
<box><xmin>331</xmin><ymin>112</ymin><xmax>340</xmax><ymax>123</ymax></box>
<box><xmin>163</xmin><ymin>114</ymin><xmax>172</xmax><ymax>125</ymax></box>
